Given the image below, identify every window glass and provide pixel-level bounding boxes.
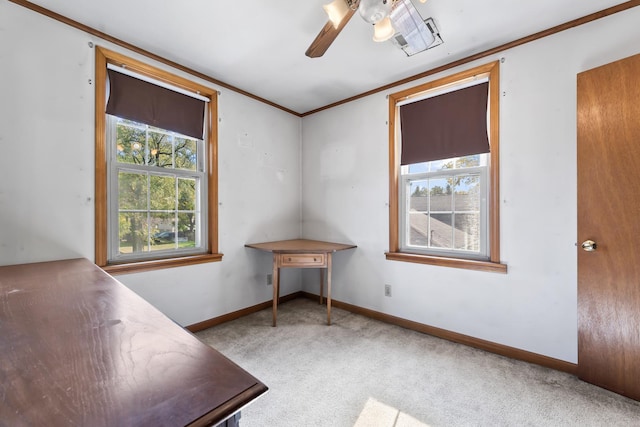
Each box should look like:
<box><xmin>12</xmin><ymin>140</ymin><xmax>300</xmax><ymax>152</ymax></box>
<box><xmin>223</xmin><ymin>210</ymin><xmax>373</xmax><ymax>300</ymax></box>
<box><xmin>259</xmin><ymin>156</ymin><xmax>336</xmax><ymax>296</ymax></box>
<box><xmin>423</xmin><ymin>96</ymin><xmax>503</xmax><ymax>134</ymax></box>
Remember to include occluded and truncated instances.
<box><xmin>402</xmin><ymin>154</ymin><xmax>487</xmax><ymax>258</ymax></box>
<box><xmin>109</xmin><ymin>116</ymin><xmax>205</xmax><ymax>262</ymax></box>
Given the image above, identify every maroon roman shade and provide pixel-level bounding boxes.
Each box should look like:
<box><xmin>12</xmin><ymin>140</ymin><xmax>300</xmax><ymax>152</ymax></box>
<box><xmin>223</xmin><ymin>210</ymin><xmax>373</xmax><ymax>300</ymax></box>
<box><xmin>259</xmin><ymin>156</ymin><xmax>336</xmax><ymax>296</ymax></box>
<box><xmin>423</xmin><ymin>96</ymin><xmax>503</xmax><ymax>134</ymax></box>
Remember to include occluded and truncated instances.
<box><xmin>106</xmin><ymin>69</ymin><xmax>206</xmax><ymax>140</ymax></box>
<box><xmin>399</xmin><ymin>81</ymin><xmax>489</xmax><ymax>165</ymax></box>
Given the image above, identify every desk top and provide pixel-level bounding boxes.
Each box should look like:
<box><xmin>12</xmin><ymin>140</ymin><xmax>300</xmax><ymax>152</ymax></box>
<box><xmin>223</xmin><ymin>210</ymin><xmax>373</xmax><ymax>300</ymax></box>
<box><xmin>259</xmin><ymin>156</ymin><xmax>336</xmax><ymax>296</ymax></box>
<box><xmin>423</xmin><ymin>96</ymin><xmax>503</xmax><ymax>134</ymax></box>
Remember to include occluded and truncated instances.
<box><xmin>0</xmin><ymin>258</ymin><xmax>267</xmax><ymax>427</ymax></box>
<box><xmin>245</xmin><ymin>238</ymin><xmax>356</xmax><ymax>253</ymax></box>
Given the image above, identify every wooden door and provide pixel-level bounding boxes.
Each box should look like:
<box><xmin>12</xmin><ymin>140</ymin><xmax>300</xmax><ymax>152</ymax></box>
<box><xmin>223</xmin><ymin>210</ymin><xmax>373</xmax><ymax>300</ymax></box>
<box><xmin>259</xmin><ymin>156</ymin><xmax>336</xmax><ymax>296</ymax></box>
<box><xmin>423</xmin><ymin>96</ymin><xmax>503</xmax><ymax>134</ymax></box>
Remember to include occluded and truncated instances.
<box><xmin>577</xmin><ymin>53</ymin><xmax>640</xmax><ymax>400</ymax></box>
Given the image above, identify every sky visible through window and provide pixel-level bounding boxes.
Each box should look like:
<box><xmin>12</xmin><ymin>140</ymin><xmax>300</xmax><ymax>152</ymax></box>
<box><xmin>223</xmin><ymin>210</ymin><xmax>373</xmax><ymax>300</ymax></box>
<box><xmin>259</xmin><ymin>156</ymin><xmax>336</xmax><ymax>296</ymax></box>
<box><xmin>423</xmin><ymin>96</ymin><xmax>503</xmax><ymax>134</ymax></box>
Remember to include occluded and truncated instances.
<box><xmin>408</xmin><ymin>154</ymin><xmax>485</xmax><ymax>194</ymax></box>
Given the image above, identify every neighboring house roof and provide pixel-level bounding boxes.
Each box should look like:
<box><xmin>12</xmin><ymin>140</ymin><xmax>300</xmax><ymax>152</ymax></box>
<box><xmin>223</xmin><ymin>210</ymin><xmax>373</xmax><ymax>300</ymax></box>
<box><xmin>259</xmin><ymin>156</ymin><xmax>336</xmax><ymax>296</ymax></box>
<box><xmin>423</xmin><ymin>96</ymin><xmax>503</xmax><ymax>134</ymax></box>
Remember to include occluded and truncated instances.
<box><xmin>408</xmin><ymin>209</ymin><xmax>480</xmax><ymax>250</ymax></box>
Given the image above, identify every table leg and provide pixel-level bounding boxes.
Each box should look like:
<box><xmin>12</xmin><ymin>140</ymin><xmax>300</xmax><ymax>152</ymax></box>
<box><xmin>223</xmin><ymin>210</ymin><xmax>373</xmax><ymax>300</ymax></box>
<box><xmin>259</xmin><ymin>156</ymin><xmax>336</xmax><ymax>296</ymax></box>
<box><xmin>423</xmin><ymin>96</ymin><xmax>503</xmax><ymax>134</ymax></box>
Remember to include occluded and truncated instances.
<box><xmin>327</xmin><ymin>253</ymin><xmax>332</xmax><ymax>325</ymax></box>
<box><xmin>272</xmin><ymin>255</ymin><xmax>279</xmax><ymax>327</ymax></box>
<box><xmin>319</xmin><ymin>268</ymin><xmax>324</xmax><ymax>305</ymax></box>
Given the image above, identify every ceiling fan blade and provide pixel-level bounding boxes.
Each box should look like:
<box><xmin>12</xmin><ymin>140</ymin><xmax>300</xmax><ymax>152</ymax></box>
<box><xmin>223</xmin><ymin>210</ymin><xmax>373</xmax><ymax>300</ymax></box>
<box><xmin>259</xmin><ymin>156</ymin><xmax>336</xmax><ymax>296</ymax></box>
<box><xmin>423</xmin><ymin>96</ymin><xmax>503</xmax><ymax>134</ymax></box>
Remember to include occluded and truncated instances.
<box><xmin>305</xmin><ymin>7</ymin><xmax>357</xmax><ymax>58</ymax></box>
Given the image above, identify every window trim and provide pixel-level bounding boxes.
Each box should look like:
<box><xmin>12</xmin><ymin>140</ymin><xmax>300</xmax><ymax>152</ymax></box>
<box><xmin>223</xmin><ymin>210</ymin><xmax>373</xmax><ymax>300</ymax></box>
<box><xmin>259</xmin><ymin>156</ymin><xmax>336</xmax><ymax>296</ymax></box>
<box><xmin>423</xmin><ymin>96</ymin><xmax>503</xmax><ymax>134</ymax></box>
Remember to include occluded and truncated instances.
<box><xmin>386</xmin><ymin>61</ymin><xmax>506</xmax><ymax>273</ymax></box>
<box><xmin>95</xmin><ymin>46</ymin><xmax>222</xmax><ymax>274</ymax></box>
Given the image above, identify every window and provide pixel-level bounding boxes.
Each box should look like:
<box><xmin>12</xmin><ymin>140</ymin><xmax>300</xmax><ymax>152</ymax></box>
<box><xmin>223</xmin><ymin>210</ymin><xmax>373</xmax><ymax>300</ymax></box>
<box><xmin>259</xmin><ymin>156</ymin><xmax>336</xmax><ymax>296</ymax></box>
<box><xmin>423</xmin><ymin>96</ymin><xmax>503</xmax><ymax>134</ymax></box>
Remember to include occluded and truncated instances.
<box><xmin>386</xmin><ymin>61</ymin><xmax>506</xmax><ymax>273</ymax></box>
<box><xmin>401</xmin><ymin>154</ymin><xmax>488</xmax><ymax>258</ymax></box>
<box><xmin>95</xmin><ymin>47</ymin><xmax>221</xmax><ymax>273</ymax></box>
<box><xmin>108</xmin><ymin>117</ymin><xmax>204</xmax><ymax>259</ymax></box>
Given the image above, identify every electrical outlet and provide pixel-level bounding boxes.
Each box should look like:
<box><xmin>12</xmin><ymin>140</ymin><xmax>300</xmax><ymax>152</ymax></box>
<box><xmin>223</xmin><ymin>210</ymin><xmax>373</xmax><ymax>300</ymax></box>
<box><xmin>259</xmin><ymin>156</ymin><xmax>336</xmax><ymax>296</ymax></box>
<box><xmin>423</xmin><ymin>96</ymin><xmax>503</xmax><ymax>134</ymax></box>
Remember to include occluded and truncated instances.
<box><xmin>267</xmin><ymin>274</ymin><xmax>273</xmax><ymax>286</ymax></box>
<box><xmin>384</xmin><ymin>284</ymin><xmax>392</xmax><ymax>297</ymax></box>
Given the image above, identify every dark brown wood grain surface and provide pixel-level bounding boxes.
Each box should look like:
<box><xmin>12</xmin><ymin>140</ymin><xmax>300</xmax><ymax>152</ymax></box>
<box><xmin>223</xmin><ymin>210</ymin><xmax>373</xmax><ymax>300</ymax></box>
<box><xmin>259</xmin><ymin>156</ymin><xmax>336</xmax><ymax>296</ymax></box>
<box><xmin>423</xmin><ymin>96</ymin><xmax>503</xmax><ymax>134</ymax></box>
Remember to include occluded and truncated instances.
<box><xmin>0</xmin><ymin>258</ymin><xmax>267</xmax><ymax>426</ymax></box>
<box><xmin>577</xmin><ymin>53</ymin><xmax>640</xmax><ymax>401</ymax></box>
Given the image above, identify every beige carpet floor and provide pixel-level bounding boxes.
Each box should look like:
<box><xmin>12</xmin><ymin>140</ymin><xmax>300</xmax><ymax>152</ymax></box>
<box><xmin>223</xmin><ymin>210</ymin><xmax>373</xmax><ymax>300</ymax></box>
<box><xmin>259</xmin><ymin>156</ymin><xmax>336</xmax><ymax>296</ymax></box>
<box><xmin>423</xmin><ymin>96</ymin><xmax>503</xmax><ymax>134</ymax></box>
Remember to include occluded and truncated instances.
<box><xmin>196</xmin><ymin>298</ymin><xmax>640</xmax><ymax>426</ymax></box>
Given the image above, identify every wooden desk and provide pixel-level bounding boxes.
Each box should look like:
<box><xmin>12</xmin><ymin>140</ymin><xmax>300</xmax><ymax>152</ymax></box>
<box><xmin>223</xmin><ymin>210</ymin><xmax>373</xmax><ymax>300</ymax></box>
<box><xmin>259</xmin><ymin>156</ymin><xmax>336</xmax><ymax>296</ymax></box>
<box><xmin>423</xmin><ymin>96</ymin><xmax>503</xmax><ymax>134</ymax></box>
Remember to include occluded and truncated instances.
<box><xmin>245</xmin><ymin>239</ymin><xmax>356</xmax><ymax>327</ymax></box>
<box><xmin>0</xmin><ymin>258</ymin><xmax>267</xmax><ymax>427</ymax></box>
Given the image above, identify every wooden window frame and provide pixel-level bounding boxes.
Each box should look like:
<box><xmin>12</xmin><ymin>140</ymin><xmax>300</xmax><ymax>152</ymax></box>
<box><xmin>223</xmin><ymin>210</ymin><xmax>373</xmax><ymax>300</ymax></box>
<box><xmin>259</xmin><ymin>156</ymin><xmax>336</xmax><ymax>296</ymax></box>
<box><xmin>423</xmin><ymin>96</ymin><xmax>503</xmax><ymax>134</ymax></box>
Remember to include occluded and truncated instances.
<box><xmin>95</xmin><ymin>46</ymin><xmax>222</xmax><ymax>274</ymax></box>
<box><xmin>386</xmin><ymin>61</ymin><xmax>506</xmax><ymax>274</ymax></box>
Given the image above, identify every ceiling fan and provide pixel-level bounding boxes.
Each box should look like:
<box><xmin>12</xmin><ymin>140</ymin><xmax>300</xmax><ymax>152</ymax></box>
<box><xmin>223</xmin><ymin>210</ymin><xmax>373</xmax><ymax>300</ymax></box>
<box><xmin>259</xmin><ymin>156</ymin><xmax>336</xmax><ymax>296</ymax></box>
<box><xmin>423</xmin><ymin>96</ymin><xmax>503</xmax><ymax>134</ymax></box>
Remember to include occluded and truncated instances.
<box><xmin>305</xmin><ymin>0</ymin><xmax>430</xmax><ymax>58</ymax></box>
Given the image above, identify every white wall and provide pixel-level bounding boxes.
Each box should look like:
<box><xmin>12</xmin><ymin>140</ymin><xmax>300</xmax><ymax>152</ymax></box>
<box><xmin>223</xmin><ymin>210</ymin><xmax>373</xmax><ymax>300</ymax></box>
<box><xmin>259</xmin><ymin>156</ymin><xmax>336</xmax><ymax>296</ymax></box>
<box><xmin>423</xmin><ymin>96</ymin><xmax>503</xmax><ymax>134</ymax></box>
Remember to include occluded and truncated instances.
<box><xmin>301</xmin><ymin>8</ymin><xmax>640</xmax><ymax>363</ymax></box>
<box><xmin>0</xmin><ymin>1</ymin><xmax>302</xmax><ymax>326</ymax></box>
<box><xmin>3</xmin><ymin>0</ymin><xmax>640</xmax><ymax>363</ymax></box>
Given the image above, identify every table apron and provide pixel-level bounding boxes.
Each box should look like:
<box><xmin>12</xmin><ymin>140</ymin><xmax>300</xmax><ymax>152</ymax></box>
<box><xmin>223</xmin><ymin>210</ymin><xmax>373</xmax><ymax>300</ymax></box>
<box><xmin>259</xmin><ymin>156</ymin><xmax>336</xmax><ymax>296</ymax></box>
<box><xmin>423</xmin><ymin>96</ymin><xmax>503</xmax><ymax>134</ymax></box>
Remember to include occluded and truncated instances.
<box><xmin>276</xmin><ymin>253</ymin><xmax>327</xmax><ymax>268</ymax></box>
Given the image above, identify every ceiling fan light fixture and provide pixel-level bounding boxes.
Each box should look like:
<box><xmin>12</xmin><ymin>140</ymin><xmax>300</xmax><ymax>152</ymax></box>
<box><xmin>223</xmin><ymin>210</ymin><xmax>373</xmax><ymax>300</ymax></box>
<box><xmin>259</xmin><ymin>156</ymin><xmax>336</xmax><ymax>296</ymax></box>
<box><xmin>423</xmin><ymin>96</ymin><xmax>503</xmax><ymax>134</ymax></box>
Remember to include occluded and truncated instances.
<box><xmin>359</xmin><ymin>0</ymin><xmax>393</xmax><ymax>24</ymax></box>
<box><xmin>390</xmin><ymin>0</ymin><xmax>442</xmax><ymax>56</ymax></box>
<box><xmin>372</xmin><ymin>17</ymin><xmax>395</xmax><ymax>42</ymax></box>
<box><xmin>323</xmin><ymin>0</ymin><xmax>351</xmax><ymax>29</ymax></box>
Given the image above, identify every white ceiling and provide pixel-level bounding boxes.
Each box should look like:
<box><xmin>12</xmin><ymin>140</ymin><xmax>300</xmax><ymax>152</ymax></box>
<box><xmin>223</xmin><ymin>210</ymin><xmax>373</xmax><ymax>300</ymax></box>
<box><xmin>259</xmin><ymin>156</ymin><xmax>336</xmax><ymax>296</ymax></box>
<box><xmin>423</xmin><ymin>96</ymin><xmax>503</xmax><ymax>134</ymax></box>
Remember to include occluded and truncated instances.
<box><xmin>24</xmin><ymin>0</ymin><xmax>631</xmax><ymax>114</ymax></box>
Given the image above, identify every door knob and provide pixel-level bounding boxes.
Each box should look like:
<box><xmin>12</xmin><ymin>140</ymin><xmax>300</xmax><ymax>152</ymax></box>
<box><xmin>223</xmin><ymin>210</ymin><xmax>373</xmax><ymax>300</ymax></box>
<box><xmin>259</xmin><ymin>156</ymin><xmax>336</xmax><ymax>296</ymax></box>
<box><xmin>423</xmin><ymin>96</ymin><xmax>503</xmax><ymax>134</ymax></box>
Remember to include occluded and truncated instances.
<box><xmin>581</xmin><ymin>240</ymin><xmax>597</xmax><ymax>252</ymax></box>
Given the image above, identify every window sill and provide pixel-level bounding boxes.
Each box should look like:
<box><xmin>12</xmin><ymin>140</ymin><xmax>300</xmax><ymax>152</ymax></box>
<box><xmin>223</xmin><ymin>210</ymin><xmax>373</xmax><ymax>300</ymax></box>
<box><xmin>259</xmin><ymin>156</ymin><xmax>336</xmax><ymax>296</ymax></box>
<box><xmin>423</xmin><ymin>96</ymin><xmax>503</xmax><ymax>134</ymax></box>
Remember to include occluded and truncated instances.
<box><xmin>385</xmin><ymin>251</ymin><xmax>507</xmax><ymax>274</ymax></box>
<box><xmin>101</xmin><ymin>253</ymin><xmax>223</xmax><ymax>275</ymax></box>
